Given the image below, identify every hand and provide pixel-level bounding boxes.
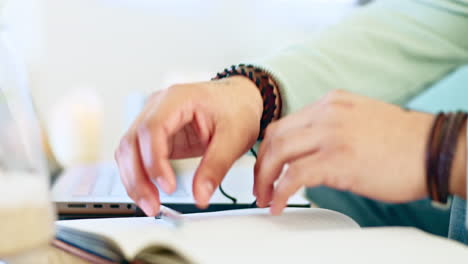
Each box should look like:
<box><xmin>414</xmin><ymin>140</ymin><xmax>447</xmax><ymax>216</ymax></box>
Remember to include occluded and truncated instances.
<box><xmin>115</xmin><ymin>76</ymin><xmax>262</xmax><ymax>216</ymax></box>
<box><xmin>254</xmin><ymin>90</ymin><xmax>435</xmax><ymax>215</ymax></box>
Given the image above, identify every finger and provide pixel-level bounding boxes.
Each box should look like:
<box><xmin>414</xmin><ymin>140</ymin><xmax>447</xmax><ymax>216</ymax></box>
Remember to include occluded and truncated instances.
<box><xmin>137</xmin><ymin>104</ymin><xmax>195</xmax><ymax>194</ymax></box>
<box><xmin>255</xmin><ymin>164</ymin><xmax>288</xmax><ymax>208</ymax></box>
<box><xmin>193</xmin><ymin>125</ymin><xmax>250</xmax><ymax>208</ymax></box>
<box><xmin>270</xmin><ymin>156</ymin><xmax>324</xmax><ymax>215</ymax></box>
<box><xmin>254</xmin><ymin>127</ymin><xmax>322</xmax><ymax>206</ymax></box>
<box><xmin>253</xmin><ymin>105</ymin><xmax>319</xmax><ymax>199</ymax></box>
<box><xmin>170</xmin><ymin>117</ymin><xmax>210</xmax><ymax>158</ymax></box>
<box><xmin>115</xmin><ymin>135</ymin><xmax>161</xmax><ymax>216</ymax></box>
<box><xmin>270</xmin><ymin>166</ymin><xmax>301</xmax><ymax>215</ymax></box>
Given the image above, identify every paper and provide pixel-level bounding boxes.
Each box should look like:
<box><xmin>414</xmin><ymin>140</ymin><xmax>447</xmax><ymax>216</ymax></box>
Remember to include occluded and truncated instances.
<box><xmin>56</xmin><ymin>208</ymin><xmax>468</xmax><ymax>264</ymax></box>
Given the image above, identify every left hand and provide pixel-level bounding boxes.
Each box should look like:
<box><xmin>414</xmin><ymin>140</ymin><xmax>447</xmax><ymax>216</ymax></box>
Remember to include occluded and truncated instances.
<box><xmin>254</xmin><ymin>90</ymin><xmax>434</xmax><ymax>215</ymax></box>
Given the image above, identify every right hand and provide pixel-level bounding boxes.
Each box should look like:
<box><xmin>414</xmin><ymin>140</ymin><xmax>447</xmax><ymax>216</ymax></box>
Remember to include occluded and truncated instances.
<box><xmin>115</xmin><ymin>76</ymin><xmax>263</xmax><ymax>216</ymax></box>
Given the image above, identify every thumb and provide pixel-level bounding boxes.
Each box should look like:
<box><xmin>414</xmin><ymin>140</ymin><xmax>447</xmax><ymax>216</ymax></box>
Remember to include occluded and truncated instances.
<box><xmin>192</xmin><ymin>127</ymin><xmax>250</xmax><ymax>208</ymax></box>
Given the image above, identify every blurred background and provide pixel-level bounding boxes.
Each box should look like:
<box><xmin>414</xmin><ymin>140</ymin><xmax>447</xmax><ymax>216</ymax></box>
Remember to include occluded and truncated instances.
<box><xmin>2</xmin><ymin>0</ymin><xmax>468</xmax><ymax>169</ymax></box>
<box><xmin>3</xmin><ymin>0</ymin><xmax>357</xmax><ymax>167</ymax></box>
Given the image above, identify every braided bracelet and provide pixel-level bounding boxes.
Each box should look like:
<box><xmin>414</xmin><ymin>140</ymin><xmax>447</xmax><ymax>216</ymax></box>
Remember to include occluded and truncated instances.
<box><xmin>212</xmin><ymin>64</ymin><xmax>282</xmax><ymax>139</ymax></box>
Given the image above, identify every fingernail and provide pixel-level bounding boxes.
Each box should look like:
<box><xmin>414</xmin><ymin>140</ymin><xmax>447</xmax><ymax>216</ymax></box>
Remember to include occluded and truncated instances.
<box><xmin>156</xmin><ymin>176</ymin><xmax>170</xmax><ymax>194</ymax></box>
<box><xmin>197</xmin><ymin>181</ymin><xmax>215</xmax><ymax>205</ymax></box>
<box><xmin>139</xmin><ymin>199</ymin><xmax>156</xmax><ymax>216</ymax></box>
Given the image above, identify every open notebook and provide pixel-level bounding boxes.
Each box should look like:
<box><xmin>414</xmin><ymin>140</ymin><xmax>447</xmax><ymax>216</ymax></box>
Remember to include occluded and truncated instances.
<box><xmin>54</xmin><ymin>208</ymin><xmax>468</xmax><ymax>264</ymax></box>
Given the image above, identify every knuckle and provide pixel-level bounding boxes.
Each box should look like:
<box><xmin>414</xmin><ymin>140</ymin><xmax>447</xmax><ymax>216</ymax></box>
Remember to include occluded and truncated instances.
<box><xmin>148</xmin><ymin>90</ymin><xmax>163</xmax><ymax>100</ymax></box>
<box><xmin>271</xmin><ymin>135</ymin><xmax>288</xmax><ymax>156</ymax></box>
<box><xmin>322</xmin><ymin>104</ymin><xmax>348</xmax><ymax>124</ymax></box>
<box><xmin>326</xmin><ymin>89</ymin><xmax>347</xmax><ymax>99</ymax></box>
<box><xmin>285</xmin><ymin>164</ymin><xmax>300</xmax><ymax>181</ymax></box>
<box><xmin>146</xmin><ymin>93</ymin><xmax>159</xmax><ymax>105</ymax></box>
<box><xmin>136</xmin><ymin>121</ymin><xmax>151</xmax><ymax>137</ymax></box>
<box><xmin>322</xmin><ymin>90</ymin><xmax>340</xmax><ymax>103</ymax></box>
<box><xmin>264</xmin><ymin>122</ymin><xmax>278</xmax><ymax>139</ymax></box>
<box><xmin>118</xmin><ymin>134</ymin><xmax>134</xmax><ymax>153</ymax></box>
<box><xmin>138</xmin><ymin>117</ymin><xmax>167</xmax><ymax>140</ymax></box>
<box><xmin>167</xmin><ymin>83</ymin><xmax>186</xmax><ymax>94</ymax></box>
<box><xmin>321</xmin><ymin>90</ymin><xmax>349</xmax><ymax>108</ymax></box>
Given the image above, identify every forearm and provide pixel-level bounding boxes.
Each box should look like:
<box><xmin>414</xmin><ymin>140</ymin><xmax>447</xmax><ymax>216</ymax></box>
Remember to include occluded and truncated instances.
<box><xmin>251</xmin><ymin>0</ymin><xmax>468</xmax><ymax>116</ymax></box>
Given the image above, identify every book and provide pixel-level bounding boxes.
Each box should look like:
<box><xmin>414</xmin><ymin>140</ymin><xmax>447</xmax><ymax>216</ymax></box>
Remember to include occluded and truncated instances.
<box><xmin>54</xmin><ymin>207</ymin><xmax>468</xmax><ymax>264</ymax></box>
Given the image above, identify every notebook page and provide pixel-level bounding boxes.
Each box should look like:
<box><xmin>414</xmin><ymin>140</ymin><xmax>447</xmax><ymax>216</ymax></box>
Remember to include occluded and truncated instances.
<box><xmin>56</xmin><ymin>208</ymin><xmax>358</xmax><ymax>261</ymax></box>
<box><xmin>57</xmin><ymin>217</ymin><xmax>179</xmax><ymax>259</ymax></box>
<box><xmin>185</xmin><ymin>227</ymin><xmax>468</xmax><ymax>264</ymax></box>
<box><xmin>173</xmin><ymin>207</ymin><xmax>359</xmax><ymax>262</ymax></box>
<box><xmin>183</xmin><ymin>207</ymin><xmax>359</xmax><ymax>233</ymax></box>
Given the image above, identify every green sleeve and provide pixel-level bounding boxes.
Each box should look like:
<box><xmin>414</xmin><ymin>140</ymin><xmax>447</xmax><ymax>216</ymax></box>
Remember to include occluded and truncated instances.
<box><xmin>250</xmin><ymin>0</ymin><xmax>468</xmax><ymax>115</ymax></box>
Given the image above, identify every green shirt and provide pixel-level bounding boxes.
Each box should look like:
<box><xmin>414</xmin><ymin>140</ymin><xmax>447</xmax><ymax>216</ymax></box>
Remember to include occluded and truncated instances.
<box><xmin>252</xmin><ymin>0</ymin><xmax>468</xmax><ymax>243</ymax></box>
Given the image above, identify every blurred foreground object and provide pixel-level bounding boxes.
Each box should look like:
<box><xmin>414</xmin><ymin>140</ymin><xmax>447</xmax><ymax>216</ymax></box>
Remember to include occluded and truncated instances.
<box><xmin>40</xmin><ymin>120</ymin><xmax>62</xmax><ymax>177</ymax></box>
<box><xmin>0</xmin><ymin>15</ymin><xmax>54</xmax><ymax>263</ymax></box>
<box><xmin>47</xmin><ymin>88</ymin><xmax>103</xmax><ymax>167</ymax></box>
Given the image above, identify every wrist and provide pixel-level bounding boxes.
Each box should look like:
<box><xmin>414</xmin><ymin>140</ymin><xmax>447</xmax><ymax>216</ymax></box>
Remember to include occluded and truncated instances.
<box><xmin>226</xmin><ymin>76</ymin><xmax>264</xmax><ymax>119</ymax></box>
<box><xmin>407</xmin><ymin>111</ymin><xmax>434</xmax><ymax>199</ymax></box>
<box><xmin>213</xmin><ymin>65</ymin><xmax>282</xmax><ymax>139</ymax></box>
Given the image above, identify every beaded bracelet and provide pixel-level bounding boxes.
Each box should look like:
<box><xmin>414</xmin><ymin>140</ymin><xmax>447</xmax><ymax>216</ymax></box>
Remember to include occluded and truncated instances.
<box><xmin>212</xmin><ymin>64</ymin><xmax>282</xmax><ymax>139</ymax></box>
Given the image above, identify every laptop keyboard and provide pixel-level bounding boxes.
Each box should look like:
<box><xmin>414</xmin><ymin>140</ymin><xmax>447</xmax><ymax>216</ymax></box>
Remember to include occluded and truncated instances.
<box><xmin>73</xmin><ymin>165</ymin><xmax>189</xmax><ymax>198</ymax></box>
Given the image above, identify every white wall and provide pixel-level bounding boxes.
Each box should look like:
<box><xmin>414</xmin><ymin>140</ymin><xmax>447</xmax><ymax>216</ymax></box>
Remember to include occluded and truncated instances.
<box><xmin>4</xmin><ymin>0</ymin><xmax>355</xmax><ymax>161</ymax></box>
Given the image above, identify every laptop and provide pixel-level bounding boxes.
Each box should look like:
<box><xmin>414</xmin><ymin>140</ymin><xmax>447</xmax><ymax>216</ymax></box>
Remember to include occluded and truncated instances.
<box><xmin>52</xmin><ymin>156</ymin><xmax>310</xmax><ymax>216</ymax></box>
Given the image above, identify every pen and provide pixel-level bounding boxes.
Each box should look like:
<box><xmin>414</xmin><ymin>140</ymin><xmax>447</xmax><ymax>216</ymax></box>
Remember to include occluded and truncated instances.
<box><xmin>156</xmin><ymin>205</ymin><xmax>184</xmax><ymax>227</ymax></box>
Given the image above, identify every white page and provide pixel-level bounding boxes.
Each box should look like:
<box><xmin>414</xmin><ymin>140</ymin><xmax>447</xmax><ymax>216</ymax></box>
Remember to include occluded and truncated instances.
<box><xmin>57</xmin><ymin>209</ymin><xmax>468</xmax><ymax>264</ymax></box>
<box><xmin>56</xmin><ymin>208</ymin><xmax>358</xmax><ymax>260</ymax></box>
<box><xmin>183</xmin><ymin>207</ymin><xmax>358</xmax><ymax>235</ymax></box>
<box><xmin>187</xmin><ymin>227</ymin><xmax>468</xmax><ymax>264</ymax></box>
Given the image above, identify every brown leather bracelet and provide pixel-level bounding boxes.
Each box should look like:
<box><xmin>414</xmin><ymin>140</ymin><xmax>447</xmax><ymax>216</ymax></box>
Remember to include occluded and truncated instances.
<box><xmin>212</xmin><ymin>64</ymin><xmax>282</xmax><ymax>139</ymax></box>
<box><xmin>426</xmin><ymin>113</ymin><xmax>446</xmax><ymax>202</ymax></box>
<box><xmin>437</xmin><ymin>112</ymin><xmax>467</xmax><ymax>203</ymax></box>
<box><xmin>426</xmin><ymin>111</ymin><xmax>468</xmax><ymax>205</ymax></box>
